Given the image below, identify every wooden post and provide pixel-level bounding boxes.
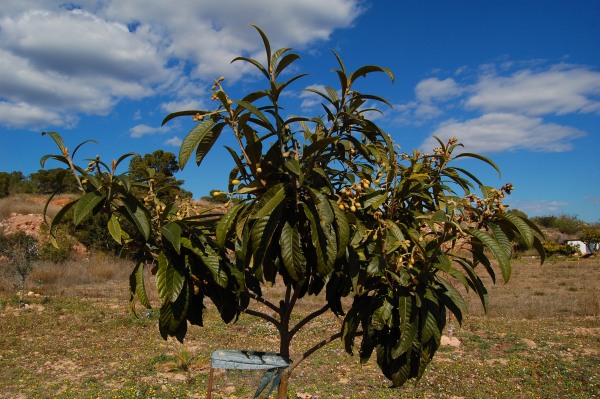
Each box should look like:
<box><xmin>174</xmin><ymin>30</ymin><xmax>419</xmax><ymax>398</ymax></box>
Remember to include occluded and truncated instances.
<box><xmin>206</xmin><ymin>366</ymin><xmax>214</xmax><ymax>399</ymax></box>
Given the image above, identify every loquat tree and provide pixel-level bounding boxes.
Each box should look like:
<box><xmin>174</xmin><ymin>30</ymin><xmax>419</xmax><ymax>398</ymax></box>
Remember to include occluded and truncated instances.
<box><xmin>43</xmin><ymin>26</ymin><xmax>544</xmax><ymax>398</ymax></box>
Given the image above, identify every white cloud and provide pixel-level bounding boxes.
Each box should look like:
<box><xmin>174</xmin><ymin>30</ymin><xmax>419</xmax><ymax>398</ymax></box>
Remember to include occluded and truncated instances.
<box><xmin>422</xmin><ymin>113</ymin><xmax>586</xmax><ymax>153</ymax></box>
<box><xmin>467</xmin><ymin>66</ymin><xmax>600</xmax><ymax>116</ymax></box>
<box><xmin>0</xmin><ymin>0</ymin><xmax>363</xmax><ymax>129</ymax></box>
<box><xmin>415</xmin><ymin>77</ymin><xmax>462</xmax><ymax>103</ymax></box>
<box><xmin>164</xmin><ymin>136</ymin><xmax>183</xmax><ymax>147</ymax></box>
<box><xmin>0</xmin><ymin>101</ymin><xmax>68</xmax><ymax>128</ymax></box>
<box><xmin>403</xmin><ymin>62</ymin><xmax>598</xmax><ymax>153</ymax></box>
<box><xmin>506</xmin><ymin>199</ymin><xmax>568</xmax><ymax>216</ymax></box>
<box><xmin>129</xmin><ymin>123</ymin><xmax>172</xmax><ymax>138</ymax></box>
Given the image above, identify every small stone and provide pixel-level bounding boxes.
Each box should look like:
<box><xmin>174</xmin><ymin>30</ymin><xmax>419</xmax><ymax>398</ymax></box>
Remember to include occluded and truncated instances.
<box><xmin>441</xmin><ymin>335</ymin><xmax>461</xmax><ymax>348</ymax></box>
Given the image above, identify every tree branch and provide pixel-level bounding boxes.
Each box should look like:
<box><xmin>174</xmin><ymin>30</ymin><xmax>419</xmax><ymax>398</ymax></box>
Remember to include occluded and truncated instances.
<box><xmin>289</xmin><ymin>330</ymin><xmax>364</xmax><ymax>373</ymax></box>
<box><xmin>289</xmin><ymin>304</ymin><xmax>330</xmax><ymax>339</ymax></box>
<box><xmin>243</xmin><ymin>308</ymin><xmax>280</xmax><ymax>329</ymax></box>
<box><xmin>248</xmin><ymin>292</ymin><xmax>280</xmax><ymax>314</ymax></box>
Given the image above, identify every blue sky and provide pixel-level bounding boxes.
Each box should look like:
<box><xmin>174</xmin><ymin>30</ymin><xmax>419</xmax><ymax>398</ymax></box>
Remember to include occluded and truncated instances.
<box><xmin>1</xmin><ymin>0</ymin><xmax>599</xmax><ymax>221</ymax></box>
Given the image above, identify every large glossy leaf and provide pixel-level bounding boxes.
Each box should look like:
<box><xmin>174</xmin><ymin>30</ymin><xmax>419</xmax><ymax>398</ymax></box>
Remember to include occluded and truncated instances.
<box><xmin>342</xmin><ymin>307</ymin><xmax>360</xmax><ymax>354</ymax></box>
<box><xmin>393</xmin><ymin>295</ymin><xmax>417</xmax><ymax>357</ymax></box>
<box><xmin>216</xmin><ymin>202</ymin><xmax>246</xmax><ymax>247</ymax></box>
<box><xmin>233</xmin><ymin>100</ymin><xmax>272</xmax><ymax>128</ymax></box>
<box><xmin>280</xmin><ymin>221</ymin><xmax>305</xmax><ymax>281</ymax></box>
<box><xmin>437</xmin><ymin>277</ymin><xmax>466</xmax><ymax>324</ymax></box>
<box><xmin>129</xmin><ymin>261</ymin><xmax>151</xmax><ymax>310</ymax></box>
<box><xmin>162</xmin><ymin>222</ymin><xmax>182</xmax><ymax>254</ymax></box>
<box><xmin>350</xmin><ymin>65</ymin><xmax>395</xmax><ymax>85</ymax></box>
<box><xmin>73</xmin><ymin>191</ymin><xmax>105</xmax><ymax>225</ymax></box>
<box><xmin>489</xmin><ymin>222</ymin><xmax>512</xmax><ymax>257</ymax></box>
<box><xmin>274</xmin><ymin>53</ymin><xmax>300</xmax><ymax>77</ymax></box>
<box><xmin>161</xmin><ymin>110</ymin><xmax>207</xmax><ymax>126</ymax></box>
<box><xmin>501</xmin><ymin>212</ymin><xmax>535</xmax><ymax>248</ymax></box>
<box><xmin>454</xmin><ymin>152</ymin><xmax>501</xmax><ymax>175</ymax></box>
<box><xmin>49</xmin><ymin>198</ymin><xmax>77</xmax><ymax>239</ymax></box>
<box><xmin>178</xmin><ymin>118</ymin><xmax>216</xmax><ymax>169</ymax></box>
<box><xmin>180</xmin><ymin>237</ymin><xmax>229</xmax><ymax>287</ymax></box>
<box><xmin>121</xmin><ymin>196</ymin><xmax>151</xmax><ymax>240</ymax></box>
<box><xmin>251</xmin><ymin>183</ymin><xmax>286</xmax><ymax>220</ymax></box>
<box><xmin>250</xmin><ymin>211</ymin><xmax>282</xmax><ymax>283</ymax></box>
<box><xmin>468</xmin><ymin>228</ymin><xmax>512</xmax><ymax>282</ymax></box>
<box><xmin>302</xmin><ymin>203</ymin><xmax>335</xmax><ymax>276</ymax></box>
<box><xmin>107</xmin><ymin>214</ymin><xmax>122</xmax><ymax>244</ymax></box>
<box><xmin>156</xmin><ymin>253</ymin><xmax>186</xmax><ymax>304</ymax></box>
<box><xmin>362</xmin><ymin>190</ymin><xmax>388</xmax><ymax>210</ymax></box>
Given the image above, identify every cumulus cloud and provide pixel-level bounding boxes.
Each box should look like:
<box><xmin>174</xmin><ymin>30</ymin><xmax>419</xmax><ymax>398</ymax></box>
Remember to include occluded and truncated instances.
<box><xmin>129</xmin><ymin>123</ymin><xmax>172</xmax><ymax>138</ymax></box>
<box><xmin>0</xmin><ymin>0</ymin><xmax>363</xmax><ymax>129</ymax></box>
<box><xmin>467</xmin><ymin>66</ymin><xmax>600</xmax><ymax>115</ymax></box>
<box><xmin>405</xmin><ymin>62</ymin><xmax>599</xmax><ymax>153</ymax></box>
<box><xmin>415</xmin><ymin>77</ymin><xmax>462</xmax><ymax>103</ymax></box>
<box><xmin>164</xmin><ymin>136</ymin><xmax>183</xmax><ymax>147</ymax></box>
<box><xmin>422</xmin><ymin>113</ymin><xmax>586</xmax><ymax>153</ymax></box>
<box><xmin>506</xmin><ymin>199</ymin><xmax>569</xmax><ymax>216</ymax></box>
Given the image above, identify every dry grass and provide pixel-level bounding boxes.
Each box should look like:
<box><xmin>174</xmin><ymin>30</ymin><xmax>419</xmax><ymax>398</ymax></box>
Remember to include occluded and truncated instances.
<box><xmin>0</xmin><ymin>256</ymin><xmax>599</xmax><ymax>398</ymax></box>
<box><xmin>0</xmin><ymin>193</ymin><xmax>72</xmax><ymax>220</ymax></box>
<box><xmin>463</xmin><ymin>256</ymin><xmax>600</xmax><ymax>318</ymax></box>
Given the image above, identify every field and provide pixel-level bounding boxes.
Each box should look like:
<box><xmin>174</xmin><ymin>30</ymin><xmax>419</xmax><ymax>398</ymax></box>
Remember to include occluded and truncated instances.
<box><xmin>1</xmin><ymin>255</ymin><xmax>599</xmax><ymax>399</ymax></box>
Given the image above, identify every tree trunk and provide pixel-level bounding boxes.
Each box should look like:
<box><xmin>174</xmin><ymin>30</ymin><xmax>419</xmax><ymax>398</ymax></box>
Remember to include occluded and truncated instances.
<box><xmin>277</xmin><ymin>370</ymin><xmax>289</xmax><ymax>399</ymax></box>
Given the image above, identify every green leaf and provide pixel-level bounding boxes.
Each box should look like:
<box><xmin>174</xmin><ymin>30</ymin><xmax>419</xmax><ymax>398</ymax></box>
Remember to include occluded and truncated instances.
<box><xmin>393</xmin><ymin>295</ymin><xmax>418</xmax><ymax>357</ymax></box>
<box><xmin>250</xmin><ymin>212</ymin><xmax>282</xmax><ymax>283</ymax></box>
<box><xmin>274</xmin><ymin>53</ymin><xmax>301</xmax><ymax>77</ymax></box>
<box><xmin>49</xmin><ymin>199</ymin><xmax>77</xmax><ymax>240</ymax></box>
<box><xmin>73</xmin><ymin>192</ymin><xmax>105</xmax><ymax>225</ymax></box>
<box><xmin>469</xmin><ymin>228</ymin><xmax>512</xmax><ymax>283</ymax></box>
<box><xmin>233</xmin><ymin>100</ymin><xmax>272</xmax><ymax>128</ymax></box>
<box><xmin>350</xmin><ymin>65</ymin><xmax>395</xmax><ymax>84</ymax></box>
<box><xmin>437</xmin><ymin>277</ymin><xmax>467</xmax><ymax>324</ymax></box>
<box><xmin>372</xmin><ymin>296</ymin><xmax>394</xmax><ymax>329</ymax></box>
<box><xmin>156</xmin><ymin>253</ymin><xmax>185</xmax><ymax>304</ymax></box>
<box><xmin>454</xmin><ymin>152</ymin><xmax>501</xmax><ymax>176</ymax></box>
<box><xmin>216</xmin><ymin>202</ymin><xmax>246</xmax><ymax>247</ymax></box>
<box><xmin>489</xmin><ymin>222</ymin><xmax>512</xmax><ymax>257</ymax></box>
<box><xmin>362</xmin><ymin>191</ymin><xmax>388</xmax><ymax>210</ymax></box>
<box><xmin>162</xmin><ymin>222</ymin><xmax>182</xmax><ymax>254</ymax></box>
<box><xmin>181</xmin><ymin>238</ymin><xmax>229</xmax><ymax>287</ymax></box>
<box><xmin>129</xmin><ymin>261</ymin><xmax>151</xmax><ymax>310</ymax></box>
<box><xmin>41</xmin><ymin>131</ymin><xmax>66</xmax><ymax>153</ymax></box>
<box><xmin>107</xmin><ymin>214</ymin><xmax>122</xmax><ymax>244</ymax></box>
<box><xmin>178</xmin><ymin>118</ymin><xmax>216</xmax><ymax>169</ymax></box>
<box><xmin>232</xmin><ymin>56</ymin><xmax>269</xmax><ymax>79</ymax></box>
<box><xmin>252</xmin><ymin>183</ymin><xmax>286</xmax><ymax>220</ymax></box>
<box><xmin>501</xmin><ymin>212</ymin><xmax>535</xmax><ymax>248</ymax></box>
<box><xmin>121</xmin><ymin>196</ymin><xmax>151</xmax><ymax>240</ymax></box>
<box><xmin>342</xmin><ymin>307</ymin><xmax>360</xmax><ymax>354</ymax></box>
<box><xmin>302</xmin><ymin>203</ymin><xmax>335</xmax><ymax>276</ymax></box>
<box><xmin>283</xmin><ymin>159</ymin><xmax>302</xmax><ymax>178</ymax></box>
<box><xmin>161</xmin><ymin>110</ymin><xmax>208</xmax><ymax>126</ymax></box>
<box><xmin>251</xmin><ymin>24</ymin><xmax>271</xmax><ymax>69</ymax></box>
<box><xmin>280</xmin><ymin>221</ymin><xmax>305</xmax><ymax>281</ymax></box>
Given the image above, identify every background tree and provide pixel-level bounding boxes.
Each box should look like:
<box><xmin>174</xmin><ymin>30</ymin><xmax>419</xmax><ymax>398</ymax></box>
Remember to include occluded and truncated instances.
<box><xmin>128</xmin><ymin>150</ymin><xmax>192</xmax><ymax>202</ymax></box>
<box><xmin>580</xmin><ymin>227</ymin><xmax>600</xmax><ymax>253</ymax></box>
<box><xmin>0</xmin><ymin>171</ymin><xmax>34</xmax><ymax>195</ymax></box>
<box><xmin>29</xmin><ymin>168</ymin><xmax>79</xmax><ymax>194</ymax></box>
<box><xmin>0</xmin><ymin>231</ymin><xmax>39</xmax><ymax>299</ymax></box>
<box><xmin>43</xmin><ymin>26</ymin><xmax>544</xmax><ymax>397</ymax></box>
